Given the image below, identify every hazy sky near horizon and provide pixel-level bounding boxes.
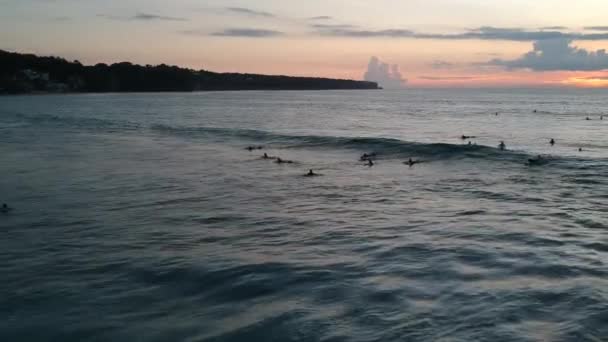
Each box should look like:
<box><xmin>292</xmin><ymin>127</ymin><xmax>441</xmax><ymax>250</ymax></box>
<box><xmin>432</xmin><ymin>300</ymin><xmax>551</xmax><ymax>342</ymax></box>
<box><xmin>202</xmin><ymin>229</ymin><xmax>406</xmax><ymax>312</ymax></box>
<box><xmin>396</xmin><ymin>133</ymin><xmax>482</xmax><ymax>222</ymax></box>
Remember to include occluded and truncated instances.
<box><xmin>2</xmin><ymin>0</ymin><xmax>608</xmax><ymax>87</ymax></box>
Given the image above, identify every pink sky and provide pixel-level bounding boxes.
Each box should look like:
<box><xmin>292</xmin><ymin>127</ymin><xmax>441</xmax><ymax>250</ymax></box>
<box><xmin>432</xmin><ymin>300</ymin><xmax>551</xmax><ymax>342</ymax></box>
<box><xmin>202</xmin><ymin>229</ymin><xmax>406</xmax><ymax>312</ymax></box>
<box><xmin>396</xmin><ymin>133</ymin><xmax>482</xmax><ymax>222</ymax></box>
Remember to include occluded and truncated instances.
<box><xmin>2</xmin><ymin>0</ymin><xmax>608</xmax><ymax>88</ymax></box>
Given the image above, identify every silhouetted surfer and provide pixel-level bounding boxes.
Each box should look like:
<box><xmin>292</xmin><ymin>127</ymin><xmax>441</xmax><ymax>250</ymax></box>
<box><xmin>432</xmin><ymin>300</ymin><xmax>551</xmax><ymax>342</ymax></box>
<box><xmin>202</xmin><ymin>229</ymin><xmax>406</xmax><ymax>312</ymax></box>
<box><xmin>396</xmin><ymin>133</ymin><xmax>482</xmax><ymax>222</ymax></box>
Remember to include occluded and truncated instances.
<box><xmin>304</xmin><ymin>169</ymin><xmax>319</xmax><ymax>177</ymax></box>
<box><xmin>246</xmin><ymin>146</ymin><xmax>255</xmax><ymax>151</ymax></box>
<box><xmin>262</xmin><ymin>153</ymin><xmax>273</xmax><ymax>159</ymax></box>
<box><xmin>404</xmin><ymin>158</ymin><xmax>422</xmax><ymax>167</ymax></box>
<box><xmin>528</xmin><ymin>155</ymin><xmax>544</xmax><ymax>166</ymax></box>
<box><xmin>360</xmin><ymin>152</ymin><xmax>376</xmax><ymax>161</ymax></box>
<box><xmin>550</xmin><ymin>138</ymin><xmax>555</xmax><ymax>146</ymax></box>
<box><xmin>578</xmin><ymin>148</ymin><xmax>583</xmax><ymax>152</ymax></box>
<box><xmin>499</xmin><ymin>141</ymin><xmax>506</xmax><ymax>150</ymax></box>
<box><xmin>1</xmin><ymin>203</ymin><xmax>11</xmax><ymax>213</ymax></box>
<box><xmin>367</xmin><ymin>159</ymin><xmax>374</xmax><ymax>167</ymax></box>
<box><xmin>533</xmin><ymin>110</ymin><xmax>537</xmax><ymax>113</ymax></box>
<box><xmin>586</xmin><ymin>117</ymin><xmax>591</xmax><ymax>121</ymax></box>
<box><xmin>275</xmin><ymin>158</ymin><xmax>293</xmax><ymax>164</ymax></box>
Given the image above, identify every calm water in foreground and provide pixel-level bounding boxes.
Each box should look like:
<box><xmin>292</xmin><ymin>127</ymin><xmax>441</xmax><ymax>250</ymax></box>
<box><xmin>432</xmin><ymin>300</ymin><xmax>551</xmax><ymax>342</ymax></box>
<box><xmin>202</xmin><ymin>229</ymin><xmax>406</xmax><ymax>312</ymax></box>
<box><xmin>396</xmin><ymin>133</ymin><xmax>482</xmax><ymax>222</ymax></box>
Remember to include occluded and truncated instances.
<box><xmin>1</xmin><ymin>89</ymin><xmax>607</xmax><ymax>341</ymax></box>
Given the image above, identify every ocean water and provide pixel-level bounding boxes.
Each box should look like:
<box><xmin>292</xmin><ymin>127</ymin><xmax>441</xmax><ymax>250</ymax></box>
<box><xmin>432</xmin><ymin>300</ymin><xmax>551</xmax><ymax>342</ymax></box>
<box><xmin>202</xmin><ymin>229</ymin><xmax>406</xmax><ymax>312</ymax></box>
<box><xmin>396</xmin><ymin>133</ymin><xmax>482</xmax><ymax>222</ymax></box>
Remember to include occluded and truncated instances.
<box><xmin>1</xmin><ymin>89</ymin><xmax>607</xmax><ymax>342</ymax></box>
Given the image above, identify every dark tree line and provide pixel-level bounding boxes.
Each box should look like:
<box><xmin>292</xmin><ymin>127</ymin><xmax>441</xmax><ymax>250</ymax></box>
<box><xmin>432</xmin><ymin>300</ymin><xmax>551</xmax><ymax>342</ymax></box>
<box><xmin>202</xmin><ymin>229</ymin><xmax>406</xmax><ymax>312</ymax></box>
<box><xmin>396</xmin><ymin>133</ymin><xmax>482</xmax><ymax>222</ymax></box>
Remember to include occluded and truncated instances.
<box><xmin>0</xmin><ymin>50</ymin><xmax>379</xmax><ymax>93</ymax></box>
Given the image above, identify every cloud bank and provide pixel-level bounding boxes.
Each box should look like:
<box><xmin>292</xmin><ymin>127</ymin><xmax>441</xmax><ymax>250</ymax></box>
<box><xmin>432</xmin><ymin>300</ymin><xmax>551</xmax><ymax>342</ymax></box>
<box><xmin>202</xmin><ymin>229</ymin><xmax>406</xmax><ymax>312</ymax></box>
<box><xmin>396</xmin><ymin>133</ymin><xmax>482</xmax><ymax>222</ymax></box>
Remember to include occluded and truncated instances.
<box><xmin>309</xmin><ymin>16</ymin><xmax>332</xmax><ymax>21</ymax></box>
<box><xmin>133</xmin><ymin>12</ymin><xmax>187</xmax><ymax>21</ymax></box>
<box><xmin>579</xmin><ymin>75</ymin><xmax>608</xmax><ymax>80</ymax></box>
<box><xmin>310</xmin><ymin>24</ymin><xmax>356</xmax><ymax>30</ymax></box>
<box><xmin>584</xmin><ymin>26</ymin><xmax>608</xmax><ymax>31</ymax></box>
<box><xmin>97</xmin><ymin>13</ymin><xmax>187</xmax><ymax>21</ymax></box>
<box><xmin>364</xmin><ymin>56</ymin><xmax>407</xmax><ymax>89</ymax></box>
<box><xmin>488</xmin><ymin>38</ymin><xmax>608</xmax><ymax>71</ymax></box>
<box><xmin>316</xmin><ymin>26</ymin><xmax>608</xmax><ymax>41</ymax></box>
<box><xmin>210</xmin><ymin>28</ymin><xmax>283</xmax><ymax>37</ymax></box>
<box><xmin>430</xmin><ymin>60</ymin><xmax>454</xmax><ymax>69</ymax></box>
<box><xmin>226</xmin><ymin>7</ymin><xmax>274</xmax><ymax>18</ymax></box>
<box><xmin>540</xmin><ymin>26</ymin><xmax>568</xmax><ymax>30</ymax></box>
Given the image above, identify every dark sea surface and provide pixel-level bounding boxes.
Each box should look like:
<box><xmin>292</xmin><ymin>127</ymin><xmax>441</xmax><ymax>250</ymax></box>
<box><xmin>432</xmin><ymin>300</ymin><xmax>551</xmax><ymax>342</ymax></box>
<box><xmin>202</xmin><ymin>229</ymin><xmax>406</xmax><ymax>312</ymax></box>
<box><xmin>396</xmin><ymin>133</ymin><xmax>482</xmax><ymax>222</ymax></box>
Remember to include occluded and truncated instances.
<box><xmin>1</xmin><ymin>89</ymin><xmax>607</xmax><ymax>341</ymax></box>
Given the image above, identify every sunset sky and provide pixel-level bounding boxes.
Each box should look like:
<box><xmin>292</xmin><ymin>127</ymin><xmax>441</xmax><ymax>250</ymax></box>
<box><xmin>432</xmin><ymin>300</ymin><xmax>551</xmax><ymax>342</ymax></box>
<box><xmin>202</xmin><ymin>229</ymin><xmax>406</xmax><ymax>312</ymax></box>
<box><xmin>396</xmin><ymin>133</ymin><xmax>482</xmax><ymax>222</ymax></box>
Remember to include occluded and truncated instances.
<box><xmin>2</xmin><ymin>0</ymin><xmax>608</xmax><ymax>88</ymax></box>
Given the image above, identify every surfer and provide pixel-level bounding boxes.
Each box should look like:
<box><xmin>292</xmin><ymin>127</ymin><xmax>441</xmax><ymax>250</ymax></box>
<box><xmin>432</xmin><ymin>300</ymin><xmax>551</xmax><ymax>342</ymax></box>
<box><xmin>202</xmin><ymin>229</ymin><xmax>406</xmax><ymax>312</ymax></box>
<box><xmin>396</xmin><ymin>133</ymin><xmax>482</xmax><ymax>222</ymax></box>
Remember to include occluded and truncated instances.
<box><xmin>275</xmin><ymin>158</ymin><xmax>294</xmax><ymax>164</ymax></box>
<box><xmin>305</xmin><ymin>169</ymin><xmax>318</xmax><ymax>177</ymax></box>
<box><xmin>550</xmin><ymin>138</ymin><xmax>555</xmax><ymax>146</ymax></box>
<box><xmin>367</xmin><ymin>159</ymin><xmax>374</xmax><ymax>167</ymax></box>
<box><xmin>404</xmin><ymin>158</ymin><xmax>421</xmax><ymax>167</ymax></box>
<box><xmin>578</xmin><ymin>148</ymin><xmax>583</xmax><ymax>152</ymax></box>
<box><xmin>1</xmin><ymin>203</ymin><xmax>11</xmax><ymax>213</ymax></box>
<box><xmin>360</xmin><ymin>152</ymin><xmax>377</xmax><ymax>161</ymax></box>
<box><xmin>499</xmin><ymin>141</ymin><xmax>506</xmax><ymax>150</ymax></box>
<box><xmin>586</xmin><ymin>117</ymin><xmax>591</xmax><ymax>120</ymax></box>
<box><xmin>533</xmin><ymin>109</ymin><xmax>537</xmax><ymax>113</ymax></box>
<box><xmin>528</xmin><ymin>155</ymin><xmax>544</xmax><ymax>165</ymax></box>
<box><xmin>262</xmin><ymin>153</ymin><xmax>273</xmax><ymax>159</ymax></box>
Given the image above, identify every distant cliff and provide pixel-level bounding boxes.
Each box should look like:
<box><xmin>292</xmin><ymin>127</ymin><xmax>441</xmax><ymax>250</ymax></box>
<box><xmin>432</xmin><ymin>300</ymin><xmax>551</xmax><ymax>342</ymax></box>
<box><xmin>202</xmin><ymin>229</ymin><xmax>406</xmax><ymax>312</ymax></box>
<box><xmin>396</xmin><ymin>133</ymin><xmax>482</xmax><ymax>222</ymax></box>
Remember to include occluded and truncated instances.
<box><xmin>0</xmin><ymin>50</ymin><xmax>379</xmax><ymax>94</ymax></box>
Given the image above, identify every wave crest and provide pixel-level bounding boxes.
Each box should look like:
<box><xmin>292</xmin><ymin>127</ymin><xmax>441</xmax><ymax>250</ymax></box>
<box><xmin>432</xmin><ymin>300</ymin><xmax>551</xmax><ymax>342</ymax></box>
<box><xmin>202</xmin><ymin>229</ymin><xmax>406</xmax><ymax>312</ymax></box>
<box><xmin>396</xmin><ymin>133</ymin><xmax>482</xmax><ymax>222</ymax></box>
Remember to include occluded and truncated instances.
<box><xmin>150</xmin><ymin>124</ymin><xmax>524</xmax><ymax>161</ymax></box>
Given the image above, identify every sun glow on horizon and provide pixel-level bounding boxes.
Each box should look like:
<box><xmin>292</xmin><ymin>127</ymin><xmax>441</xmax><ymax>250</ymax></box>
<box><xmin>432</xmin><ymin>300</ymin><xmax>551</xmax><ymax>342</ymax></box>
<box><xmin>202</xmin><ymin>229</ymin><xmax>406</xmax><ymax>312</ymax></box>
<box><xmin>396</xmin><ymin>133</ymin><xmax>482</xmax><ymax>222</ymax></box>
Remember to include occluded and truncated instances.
<box><xmin>562</xmin><ymin>76</ymin><xmax>608</xmax><ymax>88</ymax></box>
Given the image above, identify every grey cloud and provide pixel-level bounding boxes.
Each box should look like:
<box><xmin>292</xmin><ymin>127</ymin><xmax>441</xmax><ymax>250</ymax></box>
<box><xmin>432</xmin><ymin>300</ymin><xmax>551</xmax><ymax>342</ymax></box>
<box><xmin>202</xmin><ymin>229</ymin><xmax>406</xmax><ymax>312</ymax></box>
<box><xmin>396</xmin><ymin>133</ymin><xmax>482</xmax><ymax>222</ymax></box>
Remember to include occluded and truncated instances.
<box><xmin>97</xmin><ymin>13</ymin><xmax>187</xmax><ymax>21</ymax></box>
<box><xmin>133</xmin><ymin>12</ymin><xmax>187</xmax><ymax>21</ymax></box>
<box><xmin>309</xmin><ymin>16</ymin><xmax>332</xmax><ymax>20</ymax></box>
<box><xmin>226</xmin><ymin>7</ymin><xmax>274</xmax><ymax>18</ymax></box>
<box><xmin>319</xmin><ymin>28</ymin><xmax>415</xmax><ymax>38</ymax></box>
<box><xmin>311</xmin><ymin>24</ymin><xmax>356</xmax><ymax>30</ymax></box>
<box><xmin>540</xmin><ymin>26</ymin><xmax>568</xmax><ymax>30</ymax></box>
<box><xmin>364</xmin><ymin>56</ymin><xmax>407</xmax><ymax>89</ymax></box>
<box><xmin>488</xmin><ymin>38</ymin><xmax>608</xmax><ymax>71</ymax></box>
<box><xmin>430</xmin><ymin>60</ymin><xmax>454</xmax><ymax>69</ymax></box>
<box><xmin>210</xmin><ymin>28</ymin><xmax>283</xmax><ymax>37</ymax></box>
<box><xmin>580</xmin><ymin>75</ymin><xmax>608</xmax><ymax>80</ymax></box>
<box><xmin>584</xmin><ymin>26</ymin><xmax>608</xmax><ymax>31</ymax></box>
<box><xmin>316</xmin><ymin>26</ymin><xmax>608</xmax><ymax>41</ymax></box>
<box><xmin>419</xmin><ymin>76</ymin><xmax>475</xmax><ymax>80</ymax></box>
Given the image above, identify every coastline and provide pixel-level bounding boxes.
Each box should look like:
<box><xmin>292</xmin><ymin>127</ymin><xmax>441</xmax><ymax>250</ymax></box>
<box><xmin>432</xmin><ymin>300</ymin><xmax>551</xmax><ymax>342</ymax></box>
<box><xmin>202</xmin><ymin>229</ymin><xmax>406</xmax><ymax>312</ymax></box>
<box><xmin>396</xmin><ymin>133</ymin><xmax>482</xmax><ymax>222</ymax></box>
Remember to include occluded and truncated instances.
<box><xmin>1</xmin><ymin>50</ymin><xmax>380</xmax><ymax>95</ymax></box>
<box><xmin>0</xmin><ymin>87</ymin><xmax>382</xmax><ymax>96</ymax></box>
